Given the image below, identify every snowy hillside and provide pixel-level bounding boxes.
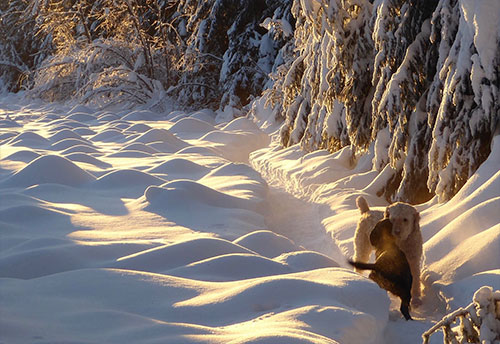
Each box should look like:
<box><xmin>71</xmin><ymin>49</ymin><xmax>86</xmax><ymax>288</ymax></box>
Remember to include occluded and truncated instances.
<box><xmin>0</xmin><ymin>92</ymin><xmax>499</xmax><ymax>343</ymax></box>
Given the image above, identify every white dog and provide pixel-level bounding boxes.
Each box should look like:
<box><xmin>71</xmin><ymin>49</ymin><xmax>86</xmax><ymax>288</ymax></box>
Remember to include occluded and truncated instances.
<box><xmin>353</xmin><ymin>196</ymin><xmax>423</xmax><ymax>306</ymax></box>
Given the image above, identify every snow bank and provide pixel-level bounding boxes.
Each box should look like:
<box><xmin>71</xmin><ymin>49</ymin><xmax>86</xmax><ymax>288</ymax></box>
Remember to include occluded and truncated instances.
<box><xmin>0</xmin><ymin>268</ymin><xmax>388</xmax><ymax>344</ymax></box>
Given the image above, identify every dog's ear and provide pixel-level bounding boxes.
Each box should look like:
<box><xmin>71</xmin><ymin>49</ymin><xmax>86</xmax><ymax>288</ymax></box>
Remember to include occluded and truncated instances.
<box><xmin>413</xmin><ymin>210</ymin><xmax>420</xmax><ymax>231</ymax></box>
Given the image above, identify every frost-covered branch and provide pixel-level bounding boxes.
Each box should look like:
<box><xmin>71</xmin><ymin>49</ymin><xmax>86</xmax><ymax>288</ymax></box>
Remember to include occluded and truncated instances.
<box><xmin>422</xmin><ymin>286</ymin><xmax>500</xmax><ymax>344</ymax></box>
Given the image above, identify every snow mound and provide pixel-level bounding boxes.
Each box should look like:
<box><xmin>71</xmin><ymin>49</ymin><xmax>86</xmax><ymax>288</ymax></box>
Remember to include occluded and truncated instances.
<box><xmin>423</xmin><ymin>179</ymin><xmax>500</xmax><ymax>240</ymax></box>
<box><xmin>132</xmin><ymin>129</ymin><xmax>188</xmax><ymax>149</ymax></box>
<box><xmin>97</xmin><ymin>113</ymin><xmax>120</xmax><ymax>122</ymax></box>
<box><xmin>174</xmin><ymin>269</ymin><xmax>389</xmax><ymax>342</ymax></box>
<box><xmin>190</xmin><ymin>109</ymin><xmax>216</xmax><ymax>124</ymax></box>
<box><xmin>220</xmin><ymin>117</ymin><xmax>261</xmax><ymax>132</ymax></box>
<box><xmin>122</xmin><ymin>110</ymin><xmax>158</xmax><ymax>121</ymax></box>
<box><xmin>142</xmin><ymin>181</ymin><xmax>266</xmax><ymax>238</ymax></box>
<box><xmin>145</xmin><ymin>180</ymin><xmax>260</xmax><ymax>212</ymax></box>
<box><xmin>126</xmin><ymin>123</ymin><xmax>151</xmax><ymax>133</ymax></box>
<box><xmin>36</xmin><ymin>113</ymin><xmax>61</xmax><ymax>122</ymax></box>
<box><xmin>73</xmin><ymin>127</ymin><xmax>96</xmax><ymax>136</ymax></box>
<box><xmin>0</xmin><ymin>192</ymin><xmax>43</xmax><ymax>209</ymax></box>
<box><xmin>48</xmin><ymin>128</ymin><xmax>85</xmax><ymax>142</ymax></box>
<box><xmin>169</xmin><ymin>117</ymin><xmax>215</xmax><ymax>136</ymax></box>
<box><xmin>202</xmin><ymin>161</ymin><xmax>263</xmax><ymax>179</ymax></box>
<box><xmin>91</xmin><ymin>169</ymin><xmax>165</xmax><ymax>190</ymax></box>
<box><xmin>51</xmin><ymin>138</ymin><xmax>94</xmax><ymax>151</ymax></box>
<box><xmin>175</xmin><ymin>145</ymin><xmax>221</xmax><ymax>157</ymax></box>
<box><xmin>0</xmin><ymin>241</ymin><xmax>153</xmax><ymax>279</ymax></box>
<box><xmin>2</xmin><ymin>150</ymin><xmax>41</xmax><ymax>162</ymax></box>
<box><xmin>68</xmin><ymin>104</ymin><xmax>94</xmax><ymax>114</ymax></box>
<box><xmin>167</xmin><ymin>253</ymin><xmax>292</xmax><ymax>281</ymax></box>
<box><xmin>7</xmin><ymin>131</ymin><xmax>50</xmax><ymax>147</ymax></box>
<box><xmin>119</xmin><ymin>142</ymin><xmax>159</xmax><ymax>154</ymax></box>
<box><xmin>276</xmin><ymin>251</ymin><xmax>340</xmax><ymax>272</ymax></box>
<box><xmin>200</xmin><ymin>162</ymin><xmax>268</xmax><ymax>201</ymax></box>
<box><xmin>441</xmin><ymin>270</ymin><xmax>500</xmax><ymax>311</ymax></box>
<box><xmin>199</xmin><ymin>130</ymin><xmax>270</xmax><ymax>162</ymax></box>
<box><xmin>108</xmin><ymin>121</ymin><xmax>131</xmax><ymax>131</ymax></box>
<box><xmin>113</xmin><ymin>237</ymin><xmax>256</xmax><ymax>272</ymax></box>
<box><xmin>0</xmin><ymin>132</ymin><xmax>18</xmax><ymax>142</ymax></box>
<box><xmin>90</xmin><ymin>129</ymin><xmax>127</xmax><ymax>142</ymax></box>
<box><xmin>234</xmin><ymin>230</ymin><xmax>301</xmax><ymax>258</ymax></box>
<box><xmin>2</xmin><ymin>155</ymin><xmax>96</xmax><ymax>187</ymax></box>
<box><xmin>424</xmin><ymin>197</ymin><xmax>500</xmax><ymax>264</ymax></box>
<box><xmin>48</xmin><ymin>119</ymin><xmax>86</xmax><ymax>130</ymax></box>
<box><xmin>427</xmin><ymin>223</ymin><xmax>500</xmax><ymax>283</ymax></box>
<box><xmin>0</xmin><ymin>204</ymin><xmax>70</xmax><ymax>225</ymax></box>
<box><xmin>65</xmin><ymin>113</ymin><xmax>96</xmax><ymax>122</ymax></box>
<box><xmin>106</xmin><ymin>150</ymin><xmax>153</xmax><ymax>158</ymax></box>
<box><xmin>60</xmin><ymin>144</ymin><xmax>101</xmax><ymax>155</ymax></box>
<box><xmin>147</xmin><ymin>158</ymin><xmax>210</xmax><ymax>178</ymax></box>
<box><xmin>64</xmin><ymin>153</ymin><xmax>112</xmax><ymax>168</ymax></box>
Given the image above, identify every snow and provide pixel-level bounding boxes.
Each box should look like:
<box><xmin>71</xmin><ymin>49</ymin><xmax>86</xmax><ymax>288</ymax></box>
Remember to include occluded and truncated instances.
<box><xmin>460</xmin><ymin>0</ymin><xmax>500</xmax><ymax>77</ymax></box>
<box><xmin>0</xmin><ymin>90</ymin><xmax>499</xmax><ymax>344</ymax></box>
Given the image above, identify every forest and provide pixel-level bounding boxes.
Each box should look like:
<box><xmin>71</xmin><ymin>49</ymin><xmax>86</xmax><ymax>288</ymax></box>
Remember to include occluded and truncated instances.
<box><xmin>0</xmin><ymin>0</ymin><xmax>498</xmax><ymax>204</ymax></box>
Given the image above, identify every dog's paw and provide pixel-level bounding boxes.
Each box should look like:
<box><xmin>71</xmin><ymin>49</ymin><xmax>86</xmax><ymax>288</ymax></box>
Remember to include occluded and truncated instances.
<box><xmin>411</xmin><ymin>297</ymin><xmax>422</xmax><ymax>308</ymax></box>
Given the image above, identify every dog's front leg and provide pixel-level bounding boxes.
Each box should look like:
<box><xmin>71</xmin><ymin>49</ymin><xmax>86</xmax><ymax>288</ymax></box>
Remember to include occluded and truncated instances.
<box><xmin>409</xmin><ymin>258</ymin><xmax>422</xmax><ymax>307</ymax></box>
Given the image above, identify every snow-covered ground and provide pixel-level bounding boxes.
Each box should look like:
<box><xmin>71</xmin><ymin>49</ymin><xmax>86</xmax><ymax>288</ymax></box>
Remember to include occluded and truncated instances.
<box><xmin>0</xmin><ymin>93</ymin><xmax>498</xmax><ymax>343</ymax></box>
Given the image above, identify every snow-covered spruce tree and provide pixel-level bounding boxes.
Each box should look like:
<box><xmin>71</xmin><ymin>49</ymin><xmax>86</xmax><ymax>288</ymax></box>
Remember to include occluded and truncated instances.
<box><xmin>426</xmin><ymin>0</ymin><xmax>500</xmax><ymax>202</ymax></box>
<box><xmin>0</xmin><ymin>0</ymin><xmax>53</xmax><ymax>91</ymax></box>
<box><xmin>250</xmin><ymin>1</ymin><xmax>296</xmax><ymax>123</ymax></box>
<box><xmin>169</xmin><ymin>0</ymin><xmax>240</xmax><ymax>109</ymax></box>
<box><xmin>219</xmin><ymin>0</ymin><xmax>293</xmax><ymax>115</ymax></box>
<box><xmin>171</xmin><ymin>0</ymin><xmax>293</xmax><ymax>112</ymax></box>
<box><xmin>370</xmin><ymin>0</ymin><xmax>438</xmax><ymax>202</ymax></box>
<box><xmin>279</xmin><ymin>0</ymin><xmax>374</xmax><ymax>155</ymax></box>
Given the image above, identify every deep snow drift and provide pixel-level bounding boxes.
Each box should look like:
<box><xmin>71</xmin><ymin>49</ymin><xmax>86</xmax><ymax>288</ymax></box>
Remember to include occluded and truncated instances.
<box><xmin>0</xmin><ymin>93</ymin><xmax>499</xmax><ymax>343</ymax></box>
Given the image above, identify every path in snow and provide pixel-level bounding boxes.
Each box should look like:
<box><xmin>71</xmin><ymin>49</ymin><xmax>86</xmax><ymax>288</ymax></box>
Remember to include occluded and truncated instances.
<box><xmin>262</xmin><ymin>186</ymin><xmax>346</xmax><ymax>265</ymax></box>
<box><xmin>248</xmin><ymin>143</ymin><xmax>450</xmax><ymax>344</ymax></box>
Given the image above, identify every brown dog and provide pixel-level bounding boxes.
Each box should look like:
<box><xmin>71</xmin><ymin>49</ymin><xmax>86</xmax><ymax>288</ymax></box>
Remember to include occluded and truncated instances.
<box><xmin>349</xmin><ymin>218</ymin><xmax>413</xmax><ymax>320</ymax></box>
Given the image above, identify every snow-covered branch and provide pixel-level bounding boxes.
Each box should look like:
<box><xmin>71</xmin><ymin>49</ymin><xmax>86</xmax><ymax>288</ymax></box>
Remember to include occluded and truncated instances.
<box><xmin>422</xmin><ymin>286</ymin><xmax>500</xmax><ymax>344</ymax></box>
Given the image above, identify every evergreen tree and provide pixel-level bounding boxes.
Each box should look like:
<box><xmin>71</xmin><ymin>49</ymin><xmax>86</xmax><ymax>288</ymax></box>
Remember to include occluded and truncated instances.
<box><xmin>426</xmin><ymin>0</ymin><xmax>499</xmax><ymax>201</ymax></box>
<box><xmin>220</xmin><ymin>0</ymin><xmax>293</xmax><ymax>113</ymax></box>
<box><xmin>371</xmin><ymin>0</ymin><xmax>438</xmax><ymax>202</ymax></box>
<box><xmin>279</xmin><ymin>0</ymin><xmax>374</xmax><ymax>154</ymax></box>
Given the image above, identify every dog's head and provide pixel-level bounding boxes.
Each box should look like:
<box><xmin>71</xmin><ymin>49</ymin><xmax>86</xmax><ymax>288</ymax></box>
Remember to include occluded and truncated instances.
<box><xmin>370</xmin><ymin>218</ymin><xmax>395</xmax><ymax>249</ymax></box>
<box><xmin>385</xmin><ymin>202</ymin><xmax>420</xmax><ymax>241</ymax></box>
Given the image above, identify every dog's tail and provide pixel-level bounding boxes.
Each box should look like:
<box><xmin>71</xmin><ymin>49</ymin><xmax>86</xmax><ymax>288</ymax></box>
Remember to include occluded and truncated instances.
<box><xmin>348</xmin><ymin>260</ymin><xmax>376</xmax><ymax>271</ymax></box>
<box><xmin>356</xmin><ymin>196</ymin><xmax>370</xmax><ymax>214</ymax></box>
<box><xmin>400</xmin><ymin>300</ymin><xmax>413</xmax><ymax>321</ymax></box>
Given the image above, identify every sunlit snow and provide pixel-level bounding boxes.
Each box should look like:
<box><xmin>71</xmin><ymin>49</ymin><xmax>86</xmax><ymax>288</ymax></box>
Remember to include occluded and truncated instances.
<box><xmin>0</xmin><ymin>92</ymin><xmax>498</xmax><ymax>343</ymax></box>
